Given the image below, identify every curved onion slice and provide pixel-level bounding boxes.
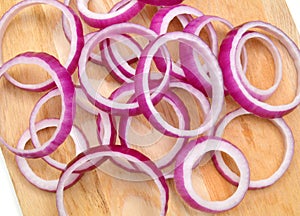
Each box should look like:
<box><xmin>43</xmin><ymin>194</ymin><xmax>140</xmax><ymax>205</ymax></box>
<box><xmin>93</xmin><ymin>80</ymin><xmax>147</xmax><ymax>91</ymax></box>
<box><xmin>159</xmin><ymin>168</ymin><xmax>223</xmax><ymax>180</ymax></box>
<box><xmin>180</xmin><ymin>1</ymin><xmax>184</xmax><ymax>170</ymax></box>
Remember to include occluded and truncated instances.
<box><xmin>213</xmin><ymin>108</ymin><xmax>294</xmax><ymax>189</ymax></box>
<box><xmin>138</xmin><ymin>0</ymin><xmax>184</xmax><ymax>6</ymax></box>
<box><xmin>84</xmin><ymin>31</ymin><xmax>142</xmax><ymax>67</ymax></box>
<box><xmin>15</xmin><ymin>119</ymin><xmax>87</xmax><ymax>192</ymax></box>
<box><xmin>78</xmin><ymin>23</ymin><xmax>170</xmax><ymax>115</ymax></box>
<box><xmin>219</xmin><ymin>21</ymin><xmax>300</xmax><ymax>118</ymax></box>
<box><xmin>182</xmin><ymin>15</ymin><xmax>282</xmax><ymax>100</ymax></box>
<box><xmin>174</xmin><ymin>137</ymin><xmax>250</xmax><ymax>213</ymax></box>
<box><xmin>101</xmin><ymin>34</ymin><xmax>144</xmax><ymax>83</ymax></box>
<box><xmin>135</xmin><ymin>31</ymin><xmax>224</xmax><ymax>137</ymax></box>
<box><xmin>0</xmin><ymin>52</ymin><xmax>75</xmax><ymax>158</ymax></box>
<box><xmin>56</xmin><ymin>146</ymin><xmax>169</xmax><ymax>216</ymax></box>
<box><xmin>0</xmin><ymin>0</ymin><xmax>84</xmax><ymax>91</ymax></box>
<box><xmin>77</xmin><ymin>0</ymin><xmax>145</xmax><ymax>28</ymax></box>
<box><xmin>29</xmin><ymin>89</ymin><xmax>89</xmax><ymax>170</ymax></box>
<box><xmin>96</xmin><ymin>113</ymin><xmax>117</xmax><ymax>146</ymax></box>
<box><xmin>149</xmin><ymin>5</ymin><xmax>216</xmax><ymax>80</ymax></box>
<box><xmin>150</xmin><ymin>4</ymin><xmax>204</xmax><ymax>34</ymax></box>
<box><xmin>181</xmin><ymin>15</ymin><xmax>234</xmax><ymax>95</ymax></box>
<box><xmin>118</xmin><ymin>79</ymin><xmax>211</xmax><ymax>168</ymax></box>
<box><xmin>118</xmin><ymin>88</ymin><xmax>190</xmax><ymax>170</ymax></box>
<box><xmin>235</xmin><ymin>31</ymin><xmax>283</xmax><ymax>101</ymax></box>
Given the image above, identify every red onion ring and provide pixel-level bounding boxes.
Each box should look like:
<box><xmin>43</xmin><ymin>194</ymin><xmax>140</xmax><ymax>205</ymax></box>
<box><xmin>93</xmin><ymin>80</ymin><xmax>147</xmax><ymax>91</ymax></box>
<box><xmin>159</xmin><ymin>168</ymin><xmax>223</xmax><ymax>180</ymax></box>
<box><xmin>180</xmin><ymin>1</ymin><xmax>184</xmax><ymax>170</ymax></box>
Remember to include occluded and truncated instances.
<box><xmin>0</xmin><ymin>52</ymin><xmax>75</xmax><ymax>158</ymax></box>
<box><xmin>0</xmin><ymin>0</ymin><xmax>84</xmax><ymax>91</ymax></box>
<box><xmin>77</xmin><ymin>0</ymin><xmax>145</xmax><ymax>28</ymax></box>
<box><xmin>85</xmin><ymin>32</ymin><xmax>142</xmax><ymax>67</ymax></box>
<box><xmin>118</xmin><ymin>89</ymin><xmax>190</xmax><ymax>171</ymax></box>
<box><xmin>75</xmin><ymin>86</ymin><xmax>135</xmax><ymax>172</ymax></box>
<box><xmin>117</xmin><ymin>79</ymin><xmax>211</xmax><ymax>169</ymax></box>
<box><xmin>78</xmin><ymin>23</ymin><xmax>171</xmax><ymax>115</ymax></box>
<box><xmin>174</xmin><ymin>137</ymin><xmax>250</xmax><ymax>213</ymax></box>
<box><xmin>219</xmin><ymin>21</ymin><xmax>300</xmax><ymax>118</ymax></box>
<box><xmin>150</xmin><ymin>5</ymin><xmax>204</xmax><ymax>34</ymax></box>
<box><xmin>96</xmin><ymin>113</ymin><xmax>117</xmax><ymax>146</ymax></box>
<box><xmin>15</xmin><ymin>119</ymin><xmax>87</xmax><ymax>192</ymax></box>
<box><xmin>101</xmin><ymin>34</ymin><xmax>144</xmax><ymax>83</ymax></box>
<box><xmin>138</xmin><ymin>0</ymin><xmax>184</xmax><ymax>6</ymax></box>
<box><xmin>235</xmin><ymin>31</ymin><xmax>283</xmax><ymax>101</ymax></box>
<box><xmin>135</xmin><ymin>32</ymin><xmax>224</xmax><ymax>137</ymax></box>
<box><xmin>56</xmin><ymin>146</ymin><xmax>169</xmax><ymax>216</ymax></box>
<box><xmin>106</xmin><ymin>78</ymin><xmax>189</xmax><ymax>175</ymax></box>
<box><xmin>29</xmin><ymin>89</ymin><xmax>89</xmax><ymax>170</ymax></box>
<box><xmin>213</xmin><ymin>108</ymin><xmax>294</xmax><ymax>189</ymax></box>
<box><xmin>149</xmin><ymin>5</ymin><xmax>217</xmax><ymax>81</ymax></box>
<box><xmin>181</xmin><ymin>15</ymin><xmax>234</xmax><ymax>95</ymax></box>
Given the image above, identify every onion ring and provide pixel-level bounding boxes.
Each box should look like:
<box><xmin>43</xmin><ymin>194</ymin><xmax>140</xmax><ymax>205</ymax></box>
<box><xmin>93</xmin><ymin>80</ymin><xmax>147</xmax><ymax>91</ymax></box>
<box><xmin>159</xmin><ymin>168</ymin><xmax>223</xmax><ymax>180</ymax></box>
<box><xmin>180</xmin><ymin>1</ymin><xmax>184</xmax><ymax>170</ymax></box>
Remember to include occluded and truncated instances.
<box><xmin>0</xmin><ymin>0</ymin><xmax>84</xmax><ymax>91</ymax></box>
<box><xmin>213</xmin><ymin>108</ymin><xmax>294</xmax><ymax>189</ymax></box>
<box><xmin>174</xmin><ymin>136</ymin><xmax>250</xmax><ymax>213</ymax></box>
<box><xmin>0</xmin><ymin>52</ymin><xmax>75</xmax><ymax>158</ymax></box>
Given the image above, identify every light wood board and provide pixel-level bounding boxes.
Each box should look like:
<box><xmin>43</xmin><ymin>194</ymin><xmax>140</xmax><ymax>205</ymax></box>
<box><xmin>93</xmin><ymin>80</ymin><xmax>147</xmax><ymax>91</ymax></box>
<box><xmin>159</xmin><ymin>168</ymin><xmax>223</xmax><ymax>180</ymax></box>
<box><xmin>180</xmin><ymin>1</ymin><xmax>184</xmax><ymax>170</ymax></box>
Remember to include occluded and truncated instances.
<box><xmin>0</xmin><ymin>0</ymin><xmax>300</xmax><ymax>215</ymax></box>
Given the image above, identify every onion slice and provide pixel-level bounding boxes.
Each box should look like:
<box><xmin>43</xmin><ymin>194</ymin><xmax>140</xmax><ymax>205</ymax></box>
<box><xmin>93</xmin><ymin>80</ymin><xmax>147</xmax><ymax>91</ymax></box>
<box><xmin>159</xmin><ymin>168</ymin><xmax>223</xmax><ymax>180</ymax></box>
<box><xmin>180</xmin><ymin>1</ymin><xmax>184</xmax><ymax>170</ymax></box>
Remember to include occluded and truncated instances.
<box><xmin>138</xmin><ymin>0</ymin><xmax>184</xmax><ymax>6</ymax></box>
<box><xmin>174</xmin><ymin>136</ymin><xmax>250</xmax><ymax>213</ymax></box>
<box><xmin>0</xmin><ymin>52</ymin><xmax>75</xmax><ymax>158</ymax></box>
<box><xmin>96</xmin><ymin>113</ymin><xmax>117</xmax><ymax>146</ymax></box>
<box><xmin>219</xmin><ymin>21</ymin><xmax>300</xmax><ymax>118</ymax></box>
<box><xmin>78</xmin><ymin>23</ymin><xmax>170</xmax><ymax>115</ymax></box>
<box><xmin>29</xmin><ymin>89</ymin><xmax>89</xmax><ymax>170</ymax></box>
<box><xmin>213</xmin><ymin>108</ymin><xmax>294</xmax><ymax>189</ymax></box>
<box><xmin>0</xmin><ymin>0</ymin><xmax>84</xmax><ymax>91</ymax></box>
<box><xmin>135</xmin><ymin>31</ymin><xmax>224</xmax><ymax>137</ymax></box>
<box><xmin>181</xmin><ymin>15</ymin><xmax>234</xmax><ymax>95</ymax></box>
<box><xmin>77</xmin><ymin>0</ymin><xmax>145</xmax><ymax>28</ymax></box>
<box><xmin>56</xmin><ymin>145</ymin><xmax>169</xmax><ymax>216</ymax></box>
<box><xmin>15</xmin><ymin>119</ymin><xmax>87</xmax><ymax>192</ymax></box>
<box><xmin>235</xmin><ymin>31</ymin><xmax>283</xmax><ymax>101</ymax></box>
<box><xmin>101</xmin><ymin>34</ymin><xmax>144</xmax><ymax>83</ymax></box>
<box><xmin>149</xmin><ymin>5</ymin><xmax>216</xmax><ymax>81</ymax></box>
<box><xmin>118</xmin><ymin>88</ymin><xmax>191</xmax><ymax>170</ymax></box>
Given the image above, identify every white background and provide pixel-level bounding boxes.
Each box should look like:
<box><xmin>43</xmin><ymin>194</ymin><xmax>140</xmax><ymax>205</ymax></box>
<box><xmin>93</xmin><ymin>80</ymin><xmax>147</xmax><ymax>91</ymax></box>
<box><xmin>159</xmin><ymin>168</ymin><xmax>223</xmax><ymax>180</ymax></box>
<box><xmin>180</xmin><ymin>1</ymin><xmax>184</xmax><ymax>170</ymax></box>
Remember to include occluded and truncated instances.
<box><xmin>0</xmin><ymin>1</ymin><xmax>299</xmax><ymax>215</ymax></box>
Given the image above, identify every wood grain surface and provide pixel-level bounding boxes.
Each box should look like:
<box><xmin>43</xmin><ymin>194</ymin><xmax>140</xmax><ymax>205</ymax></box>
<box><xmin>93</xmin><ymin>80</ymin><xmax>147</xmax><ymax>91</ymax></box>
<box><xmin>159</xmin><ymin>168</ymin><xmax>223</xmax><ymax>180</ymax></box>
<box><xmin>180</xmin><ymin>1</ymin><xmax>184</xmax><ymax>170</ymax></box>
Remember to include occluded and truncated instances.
<box><xmin>0</xmin><ymin>0</ymin><xmax>300</xmax><ymax>215</ymax></box>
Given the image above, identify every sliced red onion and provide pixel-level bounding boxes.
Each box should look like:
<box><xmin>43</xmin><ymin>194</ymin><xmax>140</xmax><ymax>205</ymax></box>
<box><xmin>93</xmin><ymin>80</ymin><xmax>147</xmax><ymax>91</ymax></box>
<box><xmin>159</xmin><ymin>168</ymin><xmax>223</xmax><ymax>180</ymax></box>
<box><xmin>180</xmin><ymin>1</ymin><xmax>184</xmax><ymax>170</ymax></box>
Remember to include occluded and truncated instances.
<box><xmin>107</xmin><ymin>79</ymin><xmax>184</xmax><ymax>174</ymax></box>
<box><xmin>150</xmin><ymin>5</ymin><xmax>204</xmax><ymax>34</ymax></box>
<box><xmin>0</xmin><ymin>52</ymin><xmax>75</xmax><ymax>158</ymax></box>
<box><xmin>235</xmin><ymin>31</ymin><xmax>283</xmax><ymax>101</ymax></box>
<box><xmin>149</xmin><ymin>5</ymin><xmax>216</xmax><ymax>81</ymax></box>
<box><xmin>86</xmin><ymin>32</ymin><xmax>142</xmax><ymax>68</ymax></box>
<box><xmin>15</xmin><ymin>119</ymin><xmax>87</xmax><ymax>192</ymax></box>
<box><xmin>181</xmin><ymin>15</ymin><xmax>234</xmax><ymax>95</ymax></box>
<box><xmin>28</xmin><ymin>89</ymin><xmax>89</xmax><ymax>171</ymax></box>
<box><xmin>78</xmin><ymin>23</ymin><xmax>171</xmax><ymax>115</ymax></box>
<box><xmin>213</xmin><ymin>108</ymin><xmax>294</xmax><ymax>189</ymax></box>
<box><xmin>138</xmin><ymin>0</ymin><xmax>184</xmax><ymax>6</ymax></box>
<box><xmin>135</xmin><ymin>32</ymin><xmax>224</xmax><ymax>137</ymax></box>
<box><xmin>62</xmin><ymin>0</ymin><xmax>136</xmax><ymax>41</ymax></box>
<box><xmin>96</xmin><ymin>113</ymin><xmax>117</xmax><ymax>146</ymax></box>
<box><xmin>118</xmin><ymin>79</ymin><xmax>211</xmax><ymax>168</ymax></box>
<box><xmin>0</xmin><ymin>0</ymin><xmax>84</xmax><ymax>91</ymax></box>
<box><xmin>182</xmin><ymin>16</ymin><xmax>282</xmax><ymax>100</ymax></box>
<box><xmin>219</xmin><ymin>21</ymin><xmax>300</xmax><ymax>118</ymax></box>
<box><xmin>84</xmin><ymin>32</ymin><xmax>105</xmax><ymax>65</ymax></box>
<box><xmin>75</xmin><ymin>86</ymin><xmax>137</xmax><ymax>172</ymax></box>
<box><xmin>56</xmin><ymin>146</ymin><xmax>169</xmax><ymax>216</ymax></box>
<box><xmin>174</xmin><ymin>137</ymin><xmax>250</xmax><ymax>213</ymax></box>
<box><xmin>101</xmin><ymin>34</ymin><xmax>144</xmax><ymax>83</ymax></box>
<box><xmin>118</xmin><ymin>90</ymin><xmax>190</xmax><ymax>170</ymax></box>
<box><xmin>77</xmin><ymin>0</ymin><xmax>145</xmax><ymax>28</ymax></box>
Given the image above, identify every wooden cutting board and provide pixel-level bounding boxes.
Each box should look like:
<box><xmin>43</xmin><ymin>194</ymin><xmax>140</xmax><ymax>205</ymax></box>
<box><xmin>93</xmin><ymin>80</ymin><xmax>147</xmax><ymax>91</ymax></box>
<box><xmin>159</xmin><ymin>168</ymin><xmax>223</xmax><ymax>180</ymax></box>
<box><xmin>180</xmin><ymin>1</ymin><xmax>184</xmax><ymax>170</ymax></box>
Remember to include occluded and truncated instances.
<box><xmin>0</xmin><ymin>0</ymin><xmax>300</xmax><ymax>215</ymax></box>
